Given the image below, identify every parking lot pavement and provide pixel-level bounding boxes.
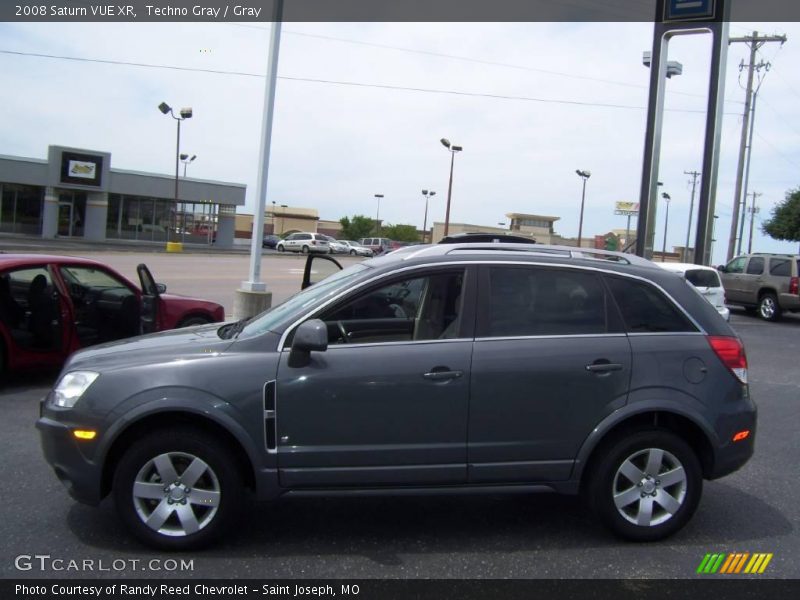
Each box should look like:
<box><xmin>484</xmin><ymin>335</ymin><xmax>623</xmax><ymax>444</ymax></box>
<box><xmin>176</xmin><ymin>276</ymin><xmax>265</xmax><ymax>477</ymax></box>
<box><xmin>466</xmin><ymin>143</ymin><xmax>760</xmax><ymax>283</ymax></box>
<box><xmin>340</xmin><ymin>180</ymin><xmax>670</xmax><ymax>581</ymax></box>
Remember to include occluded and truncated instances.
<box><xmin>1</xmin><ymin>312</ymin><xmax>799</xmax><ymax>579</ymax></box>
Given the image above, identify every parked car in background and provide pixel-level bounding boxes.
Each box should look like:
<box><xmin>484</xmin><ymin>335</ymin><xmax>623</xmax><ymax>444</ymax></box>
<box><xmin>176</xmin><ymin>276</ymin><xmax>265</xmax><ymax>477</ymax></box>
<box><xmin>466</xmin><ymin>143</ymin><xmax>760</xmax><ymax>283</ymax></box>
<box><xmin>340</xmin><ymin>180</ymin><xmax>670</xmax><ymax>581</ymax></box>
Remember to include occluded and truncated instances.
<box><xmin>340</xmin><ymin>241</ymin><xmax>374</xmax><ymax>257</ymax></box>
<box><xmin>658</xmin><ymin>263</ymin><xmax>730</xmax><ymax>321</ymax></box>
<box><xmin>262</xmin><ymin>234</ymin><xmax>281</xmax><ymax>249</ymax></box>
<box><xmin>718</xmin><ymin>253</ymin><xmax>800</xmax><ymax>321</ymax></box>
<box><xmin>276</xmin><ymin>232</ymin><xmax>330</xmax><ymax>254</ymax></box>
<box><xmin>0</xmin><ymin>255</ymin><xmax>224</xmax><ymax>377</ymax></box>
<box><xmin>322</xmin><ymin>236</ymin><xmax>348</xmax><ymax>254</ymax></box>
<box><xmin>38</xmin><ymin>243</ymin><xmax>754</xmax><ymax>550</ymax></box>
<box><xmin>359</xmin><ymin>237</ymin><xmax>393</xmax><ymax>255</ymax></box>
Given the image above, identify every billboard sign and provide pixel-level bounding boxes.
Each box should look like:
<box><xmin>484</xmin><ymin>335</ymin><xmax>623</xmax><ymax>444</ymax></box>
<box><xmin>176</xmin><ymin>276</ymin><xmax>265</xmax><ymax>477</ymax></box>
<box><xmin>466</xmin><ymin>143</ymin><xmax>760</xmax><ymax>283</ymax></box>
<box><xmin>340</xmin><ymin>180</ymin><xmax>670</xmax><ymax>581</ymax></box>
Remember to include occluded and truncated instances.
<box><xmin>614</xmin><ymin>202</ymin><xmax>640</xmax><ymax>216</ymax></box>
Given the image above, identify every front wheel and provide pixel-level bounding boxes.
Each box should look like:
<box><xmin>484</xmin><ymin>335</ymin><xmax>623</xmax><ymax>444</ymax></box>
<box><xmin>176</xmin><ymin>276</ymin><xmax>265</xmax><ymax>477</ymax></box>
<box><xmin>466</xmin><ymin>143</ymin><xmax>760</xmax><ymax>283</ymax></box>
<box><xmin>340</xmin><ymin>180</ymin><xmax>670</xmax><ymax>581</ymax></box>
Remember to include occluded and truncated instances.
<box><xmin>586</xmin><ymin>430</ymin><xmax>702</xmax><ymax>542</ymax></box>
<box><xmin>277</xmin><ymin>244</ymin><xmax>285</xmax><ymax>253</ymax></box>
<box><xmin>350</xmin><ymin>250</ymin><xmax>356</xmax><ymax>256</ymax></box>
<box><xmin>301</xmin><ymin>245</ymin><xmax>310</xmax><ymax>254</ymax></box>
<box><xmin>758</xmin><ymin>293</ymin><xmax>782</xmax><ymax>321</ymax></box>
<box><xmin>113</xmin><ymin>427</ymin><xmax>244</xmax><ymax>550</ymax></box>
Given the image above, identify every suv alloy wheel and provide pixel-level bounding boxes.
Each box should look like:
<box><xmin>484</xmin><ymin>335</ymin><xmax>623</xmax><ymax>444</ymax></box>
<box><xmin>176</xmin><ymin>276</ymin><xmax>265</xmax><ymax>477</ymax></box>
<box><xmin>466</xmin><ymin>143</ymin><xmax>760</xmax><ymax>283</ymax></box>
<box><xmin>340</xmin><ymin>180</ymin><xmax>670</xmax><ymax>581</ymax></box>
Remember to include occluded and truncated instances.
<box><xmin>758</xmin><ymin>292</ymin><xmax>781</xmax><ymax>321</ymax></box>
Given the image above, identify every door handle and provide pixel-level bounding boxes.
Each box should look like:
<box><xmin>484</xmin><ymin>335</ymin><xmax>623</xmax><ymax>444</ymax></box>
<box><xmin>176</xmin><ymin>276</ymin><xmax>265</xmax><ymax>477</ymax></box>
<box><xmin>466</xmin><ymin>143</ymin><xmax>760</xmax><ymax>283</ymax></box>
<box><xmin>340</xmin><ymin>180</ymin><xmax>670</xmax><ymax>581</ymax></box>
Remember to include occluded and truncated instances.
<box><xmin>585</xmin><ymin>362</ymin><xmax>623</xmax><ymax>373</ymax></box>
<box><xmin>423</xmin><ymin>369</ymin><xmax>463</xmax><ymax>381</ymax></box>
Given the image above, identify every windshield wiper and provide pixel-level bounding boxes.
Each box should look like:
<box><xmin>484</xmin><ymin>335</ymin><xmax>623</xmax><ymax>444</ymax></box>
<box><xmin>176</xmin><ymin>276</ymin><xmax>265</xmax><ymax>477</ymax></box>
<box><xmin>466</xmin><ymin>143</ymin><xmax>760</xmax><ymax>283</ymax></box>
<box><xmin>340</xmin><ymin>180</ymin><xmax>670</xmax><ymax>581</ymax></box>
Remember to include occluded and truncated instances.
<box><xmin>219</xmin><ymin>318</ymin><xmax>250</xmax><ymax>340</ymax></box>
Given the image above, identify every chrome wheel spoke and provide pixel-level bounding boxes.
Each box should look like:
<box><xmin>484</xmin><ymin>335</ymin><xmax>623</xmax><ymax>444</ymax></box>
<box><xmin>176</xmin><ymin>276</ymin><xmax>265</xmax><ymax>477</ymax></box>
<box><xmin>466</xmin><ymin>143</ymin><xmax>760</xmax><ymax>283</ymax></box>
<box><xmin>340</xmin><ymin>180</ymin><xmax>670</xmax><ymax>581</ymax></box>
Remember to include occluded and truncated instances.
<box><xmin>175</xmin><ymin>504</ymin><xmax>200</xmax><ymax>535</ymax></box>
<box><xmin>133</xmin><ymin>481</ymin><xmax>166</xmax><ymax>500</ymax></box>
<box><xmin>655</xmin><ymin>489</ymin><xmax>682</xmax><ymax>515</ymax></box>
<box><xmin>644</xmin><ymin>448</ymin><xmax>664</xmax><ymax>476</ymax></box>
<box><xmin>153</xmin><ymin>454</ymin><xmax>179</xmax><ymax>484</ymax></box>
<box><xmin>189</xmin><ymin>489</ymin><xmax>221</xmax><ymax>507</ymax></box>
<box><xmin>618</xmin><ymin>459</ymin><xmax>644</xmax><ymax>484</ymax></box>
<box><xmin>181</xmin><ymin>457</ymin><xmax>209</xmax><ymax>488</ymax></box>
<box><xmin>614</xmin><ymin>487</ymin><xmax>642</xmax><ymax>509</ymax></box>
<box><xmin>636</xmin><ymin>497</ymin><xmax>654</xmax><ymax>526</ymax></box>
<box><xmin>659</xmin><ymin>466</ymin><xmax>686</xmax><ymax>488</ymax></box>
<box><xmin>145</xmin><ymin>498</ymin><xmax>174</xmax><ymax>531</ymax></box>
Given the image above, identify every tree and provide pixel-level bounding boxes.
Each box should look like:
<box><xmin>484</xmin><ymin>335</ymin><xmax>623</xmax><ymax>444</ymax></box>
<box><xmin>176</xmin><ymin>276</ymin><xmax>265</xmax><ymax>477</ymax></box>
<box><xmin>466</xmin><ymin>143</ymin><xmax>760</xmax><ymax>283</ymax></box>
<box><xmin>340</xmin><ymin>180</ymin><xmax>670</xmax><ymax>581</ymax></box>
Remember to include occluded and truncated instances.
<box><xmin>762</xmin><ymin>188</ymin><xmax>800</xmax><ymax>243</ymax></box>
<box><xmin>339</xmin><ymin>215</ymin><xmax>375</xmax><ymax>240</ymax></box>
<box><xmin>381</xmin><ymin>224</ymin><xmax>420</xmax><ymax>242</ymax></box>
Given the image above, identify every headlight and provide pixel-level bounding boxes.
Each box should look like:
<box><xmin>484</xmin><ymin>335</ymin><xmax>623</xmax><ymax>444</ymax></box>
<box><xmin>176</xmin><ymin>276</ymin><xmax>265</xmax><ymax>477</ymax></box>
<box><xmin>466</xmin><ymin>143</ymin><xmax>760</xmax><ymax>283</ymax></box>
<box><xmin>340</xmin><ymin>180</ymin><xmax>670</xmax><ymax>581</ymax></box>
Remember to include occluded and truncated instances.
<box><xmin>50</xmin><ymin>371</ymin><xmax>99</xmax><ymax>408</ymax></box>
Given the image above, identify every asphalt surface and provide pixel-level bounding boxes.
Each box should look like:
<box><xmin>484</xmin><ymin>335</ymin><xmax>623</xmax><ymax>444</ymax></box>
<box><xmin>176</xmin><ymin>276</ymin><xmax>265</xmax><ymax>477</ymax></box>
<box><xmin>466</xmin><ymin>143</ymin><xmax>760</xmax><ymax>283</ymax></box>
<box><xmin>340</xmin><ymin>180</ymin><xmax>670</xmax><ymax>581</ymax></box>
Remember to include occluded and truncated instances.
<box><xmin>1</xmin><ymin>307</ymin><xmax>797</xmax><ymax>580</ymax></box>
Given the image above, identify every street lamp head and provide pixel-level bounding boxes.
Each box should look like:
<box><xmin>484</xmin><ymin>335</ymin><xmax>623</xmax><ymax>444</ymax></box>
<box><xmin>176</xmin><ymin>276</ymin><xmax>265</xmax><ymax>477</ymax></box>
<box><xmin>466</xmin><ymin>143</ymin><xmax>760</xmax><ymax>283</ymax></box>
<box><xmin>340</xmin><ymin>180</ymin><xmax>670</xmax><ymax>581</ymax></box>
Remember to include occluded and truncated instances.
<box><xmin>452</xmin><ymin>145</ymin><xmax>463</xmax><ymax>152</ymax></box>
<box><xmin>189</xmin><ymin>154</ymin><xmax>197</xmax><ymax>161</ymax></box>
<box><xmin>180</xmin><ymin>153</ymin><xmax>189</xmax><ymax>160</ymax></box>
<box><xmin>440</xmin><ymin>138</ymin><xmax>451</xmax><ymax>149</ymax></box>
<box><xmin>374</xmin><ymin>194</ymin><xmax>384</xmax><ymax>198</ymax></box>
<box><xmin>422</xmin><ymin>189</ymin><xmax>428</xmax><ymax>195</ymax></box>
<box><xmin>158</xmin><ymin>102</ymin><xmax>171</xmax><ymax>115</ymax></box>
<box><xmin>662</xmin><ymin>192</ymin><xmax>671</xmax><ymax>200</ymax></box>
<box><xmin>576</xmin><ymin>169</ymin><xmax>591</xmax><ymax>178</ymax></box>
<box><xmin>430</xmin><ymin>191</ymin><xmax>436</xmax><ymax>197</ymax></box>
<box><xmin>179</xmin><ymin>107</ymin><xmax>193</xmax><ymax>119</ymax></box>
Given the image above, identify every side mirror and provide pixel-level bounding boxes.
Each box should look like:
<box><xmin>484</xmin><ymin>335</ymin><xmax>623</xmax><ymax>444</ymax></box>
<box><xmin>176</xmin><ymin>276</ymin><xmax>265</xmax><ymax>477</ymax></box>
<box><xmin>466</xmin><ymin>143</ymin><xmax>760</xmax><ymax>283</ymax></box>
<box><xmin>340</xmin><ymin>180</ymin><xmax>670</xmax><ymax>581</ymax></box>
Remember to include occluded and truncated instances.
<box><xmin>156</xmin><ymin>283</ymin><xmax>167</xmax><ymax>294</ymax></box>
<box><xmin>716</xmin><ymin>265</ymin><xmax>725</xmax><ymax>273</ymax></box>
<box><xmin>288</xmin><ymin>319</ymin><xmax>328</xmax><ymax>368</ymax></box>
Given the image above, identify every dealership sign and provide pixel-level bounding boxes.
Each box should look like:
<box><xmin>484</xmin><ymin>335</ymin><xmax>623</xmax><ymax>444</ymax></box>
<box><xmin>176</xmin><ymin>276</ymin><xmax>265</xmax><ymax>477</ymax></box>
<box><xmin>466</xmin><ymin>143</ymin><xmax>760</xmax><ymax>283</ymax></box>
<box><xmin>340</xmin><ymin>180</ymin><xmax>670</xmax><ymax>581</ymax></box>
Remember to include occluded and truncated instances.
<box><xmin>614</xmin><ymin>201</ymin><xmax>640</xmax><ymax>216</ymax></box>
<box><xmin>59</xmin><ymin>151</ymin><xmax>103</xmax><ymax>187</ymax></box>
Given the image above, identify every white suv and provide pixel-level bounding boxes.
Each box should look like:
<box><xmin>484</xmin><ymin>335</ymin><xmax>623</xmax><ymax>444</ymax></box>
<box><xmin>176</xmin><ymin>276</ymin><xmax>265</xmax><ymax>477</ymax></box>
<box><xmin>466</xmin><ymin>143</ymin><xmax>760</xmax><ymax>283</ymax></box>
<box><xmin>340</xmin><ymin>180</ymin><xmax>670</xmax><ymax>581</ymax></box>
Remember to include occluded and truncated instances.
<box><xmin>276</xmin><ymin>232</ymin><xmax>330</xmax><ymax>254</ymax></box>
<box><xmin>658</xmin><ymin>263</ymin><xmax>730</xmax><ymax>321</ymax></box>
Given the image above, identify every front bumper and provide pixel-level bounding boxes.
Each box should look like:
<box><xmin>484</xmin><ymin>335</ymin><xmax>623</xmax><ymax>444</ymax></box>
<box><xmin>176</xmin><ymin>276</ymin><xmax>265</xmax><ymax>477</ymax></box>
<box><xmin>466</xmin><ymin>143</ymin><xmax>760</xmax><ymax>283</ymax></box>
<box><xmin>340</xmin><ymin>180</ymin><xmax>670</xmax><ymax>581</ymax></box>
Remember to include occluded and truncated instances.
<box><xmin>36</xmin><ymin>403</ymin><xmax>104</xmax><ymax>505</ymax></box>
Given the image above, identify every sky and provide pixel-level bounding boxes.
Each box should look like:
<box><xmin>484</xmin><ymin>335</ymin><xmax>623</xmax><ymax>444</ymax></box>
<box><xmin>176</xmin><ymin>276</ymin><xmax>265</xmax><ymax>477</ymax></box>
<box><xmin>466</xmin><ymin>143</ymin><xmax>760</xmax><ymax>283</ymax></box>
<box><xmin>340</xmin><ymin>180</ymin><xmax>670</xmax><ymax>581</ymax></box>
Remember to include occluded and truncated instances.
<box><xmin>1</xmin><ymin>20</ymin><xmax>799</xmax><ymax>264</ymax></box>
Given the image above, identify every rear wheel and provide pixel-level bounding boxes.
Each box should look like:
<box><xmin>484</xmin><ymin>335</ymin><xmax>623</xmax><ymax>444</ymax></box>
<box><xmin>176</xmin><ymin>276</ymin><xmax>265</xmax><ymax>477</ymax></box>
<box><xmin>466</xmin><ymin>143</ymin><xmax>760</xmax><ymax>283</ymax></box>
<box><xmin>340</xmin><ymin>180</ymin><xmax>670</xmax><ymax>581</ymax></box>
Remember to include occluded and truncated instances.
<box><xmin>350</xmin><ymin>250</ymin><xmax>356</xmax><ymax>256</ymax></box>
<box><xmin>586</xmin><ymin>430</ymin><xmax>702</xmax><ymax>542</ymax></box>
<box><xmin>178</xmin><ymin>315</ymin><xmax>212</xmax><ymax>328</ymax></box>
<box><xmin>277</xmin><ymin>244</ymin><xmax>285</xmax><ymax>253</ymax></box>
<box><xmin>301</xmin><ymin>245</ymin><xmax>310</xmax><ymax>254</ymax></box>
<box><xmin>758</xmin><ymin>293</ymin><xmax>782</xmax><ymax>321</ymax></box>
<box><xmin>113</xmin><ymin>427</ymin><xmax>244</xmax><ymax>550</ymax></box>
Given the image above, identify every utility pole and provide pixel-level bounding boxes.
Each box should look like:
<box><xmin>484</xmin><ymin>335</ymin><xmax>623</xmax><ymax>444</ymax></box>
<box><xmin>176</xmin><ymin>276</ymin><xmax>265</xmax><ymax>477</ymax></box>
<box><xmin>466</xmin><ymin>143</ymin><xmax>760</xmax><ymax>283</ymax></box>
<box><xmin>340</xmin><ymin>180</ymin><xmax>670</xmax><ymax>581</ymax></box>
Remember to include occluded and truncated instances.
<box><xmin>684</xmin><ymin>170</ymin><xmax>700</xmax><ymax>262</ymax></box>
<box><xmin>747</xmin><ymin>192</ymin><xmax>762</xmax><ymax>253</ymax></box>
<box><xmin>727</xmin><ymin>31</ymin><xmax>786</xmax><ymax>262</ymax></box>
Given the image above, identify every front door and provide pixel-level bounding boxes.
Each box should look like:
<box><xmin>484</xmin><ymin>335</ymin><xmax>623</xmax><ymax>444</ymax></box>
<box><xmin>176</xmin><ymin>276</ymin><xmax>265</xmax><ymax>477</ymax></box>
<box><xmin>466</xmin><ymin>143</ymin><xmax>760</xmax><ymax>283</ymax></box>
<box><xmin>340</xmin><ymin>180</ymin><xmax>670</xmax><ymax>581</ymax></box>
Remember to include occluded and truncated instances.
<box><xmin>276</xmin><ymin>267</ymin><xmax>474</xmax><ymax>488</ymax></box>
<box><xmin>137</xmin><ymin>263</ymin><xmax>160</xmax><ymax>334</ymax></box>
<box><xmin>468</xmin><ymin>265</ymin><xmax>632</xmax><ymax>483</ymax></box>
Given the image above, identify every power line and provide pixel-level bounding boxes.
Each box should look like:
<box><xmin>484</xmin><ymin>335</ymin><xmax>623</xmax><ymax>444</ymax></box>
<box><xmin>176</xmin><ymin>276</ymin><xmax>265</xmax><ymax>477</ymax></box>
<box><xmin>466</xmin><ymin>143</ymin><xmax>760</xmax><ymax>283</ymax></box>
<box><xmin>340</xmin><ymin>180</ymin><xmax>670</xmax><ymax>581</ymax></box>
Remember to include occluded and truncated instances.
<box><xmin>0</xmin><ymin>48</ymin><xmax>740</xmax><ymax>115</ymax></box>
<box><xmin>753</xmin><ymin>130</ymin><xmax>800</xmax><ymax>171</ymax></box>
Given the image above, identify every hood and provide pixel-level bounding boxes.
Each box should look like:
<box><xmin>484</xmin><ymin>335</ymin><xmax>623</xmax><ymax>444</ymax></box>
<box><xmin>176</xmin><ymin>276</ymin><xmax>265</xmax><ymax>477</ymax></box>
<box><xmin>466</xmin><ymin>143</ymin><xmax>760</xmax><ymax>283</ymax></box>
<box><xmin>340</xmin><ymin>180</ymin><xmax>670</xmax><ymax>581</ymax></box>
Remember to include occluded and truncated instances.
<box><xmin>64</xmin><ymin>322</ymin><xmax>234</xmax><ymax>372</ymax></box>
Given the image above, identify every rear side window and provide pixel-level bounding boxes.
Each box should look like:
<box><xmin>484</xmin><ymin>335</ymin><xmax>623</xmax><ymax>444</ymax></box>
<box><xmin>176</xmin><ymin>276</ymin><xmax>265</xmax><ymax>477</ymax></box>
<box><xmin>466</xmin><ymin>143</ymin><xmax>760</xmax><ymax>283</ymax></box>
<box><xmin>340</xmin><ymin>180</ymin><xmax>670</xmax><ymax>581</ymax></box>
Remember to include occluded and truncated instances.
<box><xmin>605</xmin><ymin>276</ymin><xmax>696</xmax><ymax>334</ymax></box>
<box><xmin>482</xmin><ymin>266</ymin><xmax>611</xmax><ymax>337</ymax></box>
<box><xmin>684</xmin><ymin>269</ymin><xmax>720</xmax><ymax>288</ymax></box>
<box><xmin>769</xmin><ymin>258</ymin><xmax>791</xmax><ymax>276</ymax></box>
<box><xmin>746</xmin><ymin>257</ymin><xmax>764</xmax><ymax>275</ymax></box>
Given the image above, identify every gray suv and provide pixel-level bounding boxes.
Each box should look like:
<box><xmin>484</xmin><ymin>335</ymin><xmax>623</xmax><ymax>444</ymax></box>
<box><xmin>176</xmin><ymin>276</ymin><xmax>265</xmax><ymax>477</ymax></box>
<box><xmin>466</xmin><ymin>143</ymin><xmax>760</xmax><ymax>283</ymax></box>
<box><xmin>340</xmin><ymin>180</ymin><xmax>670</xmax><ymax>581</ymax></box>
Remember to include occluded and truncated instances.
<box><xmin>718</xmin><ymin>253</ymin><xmax>800</xmax><ymax>321</ymax></box>
<box><xmin>37</xmin><ymin>244</ymin><xmax>755</xmax><ymax>550</ymax></box>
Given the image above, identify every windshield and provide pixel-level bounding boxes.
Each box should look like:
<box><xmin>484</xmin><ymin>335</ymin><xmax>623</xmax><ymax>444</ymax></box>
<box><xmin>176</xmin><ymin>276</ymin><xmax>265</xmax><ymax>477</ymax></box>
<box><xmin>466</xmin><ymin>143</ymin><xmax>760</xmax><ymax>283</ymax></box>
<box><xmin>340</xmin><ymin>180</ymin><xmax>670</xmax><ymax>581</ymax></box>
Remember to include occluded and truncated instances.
<box><xmin>237</xmin><ymin>262</ymin><xmax>370</xmax><ymax>339</ymax></box>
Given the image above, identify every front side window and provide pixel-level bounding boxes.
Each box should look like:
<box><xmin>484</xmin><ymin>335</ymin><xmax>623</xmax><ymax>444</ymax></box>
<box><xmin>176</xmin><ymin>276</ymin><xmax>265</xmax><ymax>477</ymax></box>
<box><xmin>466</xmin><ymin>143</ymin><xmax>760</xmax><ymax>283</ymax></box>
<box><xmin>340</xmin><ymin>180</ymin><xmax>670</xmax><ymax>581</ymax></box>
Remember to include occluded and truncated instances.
<box><xmin>320</xmin><ymin>270</ymin><xmax>465</xmax><ymax>344</ymax></box>
<box><xmin>746</xmin><ymin>257</ymin><xmax>764</xmax><ymax>275</ymax></box>
<box><xmin>482</xmin><ymin>267</ymin><xmax>609</xmax><ymax>337</ymax></box>
<box><xmin>726</xmin><ymin>257</ymin><xmax>746</xmax><ymax>274</ymax></box>
<box><xmin>606</xmin><ymin>276</ymin><xmax>696</xmax><ymax>333</ymax></box>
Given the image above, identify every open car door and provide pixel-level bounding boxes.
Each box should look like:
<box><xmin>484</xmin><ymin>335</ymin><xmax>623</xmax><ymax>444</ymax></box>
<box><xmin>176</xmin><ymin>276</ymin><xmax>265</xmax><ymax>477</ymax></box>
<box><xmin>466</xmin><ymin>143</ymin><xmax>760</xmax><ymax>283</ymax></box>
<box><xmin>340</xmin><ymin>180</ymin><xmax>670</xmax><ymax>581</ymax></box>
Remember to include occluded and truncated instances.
<box><xmin>302</xmin><ymin>255</ymin><xmax>342</xmax><ymax>289</ymax></box>
<box><xmin>136</xmin><ymin>263</ymin><xmax>160</xmax><ymax>334</ymax></box>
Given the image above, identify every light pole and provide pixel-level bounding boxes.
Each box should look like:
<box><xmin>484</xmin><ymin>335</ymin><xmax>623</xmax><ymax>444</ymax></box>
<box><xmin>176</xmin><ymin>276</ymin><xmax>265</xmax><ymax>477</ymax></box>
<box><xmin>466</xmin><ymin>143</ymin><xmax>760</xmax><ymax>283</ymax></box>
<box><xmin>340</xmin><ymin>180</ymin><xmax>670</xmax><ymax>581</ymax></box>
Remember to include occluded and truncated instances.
<box><xmin>374</xmin><ymin>194</ymin><xmax>384</xmax><ymax>235</ymax></box>
<box><xmin>180</xmin><ymin>153</ymin><xmax>196</xmax><ymax>177</ymax></box>
<box><xmin>441</xmin><ymin>138</ymin><xmax>463</xmax><ymax>236</ymax></box>
<box><xmin>575</xmin><ymin>169</ymin><xmax>591</xmax><ymax>248</ymax></box>
<box><xmin>661</xmin><ymin>192</ymin><xmax>671</xmax><ymax>261</ymax></box>
<box><xmin>421</xmin><ymin>190</ymin><xmax>436</xmax><ymax>243</ymax></box>
<box><xmin>158</xmin><ymin>101</ymin><xmax>192</xmax><ymax>246</ymax></box>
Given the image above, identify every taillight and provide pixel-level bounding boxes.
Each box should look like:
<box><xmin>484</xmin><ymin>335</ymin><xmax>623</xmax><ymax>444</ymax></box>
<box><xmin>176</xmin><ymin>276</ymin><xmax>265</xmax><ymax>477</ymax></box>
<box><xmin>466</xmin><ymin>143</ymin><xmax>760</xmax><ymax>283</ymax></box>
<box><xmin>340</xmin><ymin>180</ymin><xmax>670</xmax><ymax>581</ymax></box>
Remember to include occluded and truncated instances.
<box><xmin>790</xmin><ymin>276</ymin><xmax>799</xmax><ymax>296</ymax></box>
<box><xmin>708</xmin><ymin>336</ymin><xmax>748</xmax><ymax>384</ymax></box>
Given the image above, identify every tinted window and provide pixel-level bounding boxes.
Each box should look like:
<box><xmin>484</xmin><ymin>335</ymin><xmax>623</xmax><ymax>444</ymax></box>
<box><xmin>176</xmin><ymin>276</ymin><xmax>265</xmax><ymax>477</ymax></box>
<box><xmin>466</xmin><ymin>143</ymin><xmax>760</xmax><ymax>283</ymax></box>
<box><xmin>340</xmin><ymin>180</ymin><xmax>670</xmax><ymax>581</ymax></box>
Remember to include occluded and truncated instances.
<box><xmin>769</xmin><ymin>258</ymin><xmax>791</xmax><ymax>276</ymax></box>
<box><xmin>684</xmin><ymin>269</ymin><xmax>720</xmax><ymax>288</ymax></box>
<box><xmin>606</xmin><ymin>276</ymin><xmax>696</xmax><ymax>333</ymax></box>
<box><xmin>322</xmin><ymin>270</ymin><xmax>465</xmax><ymax>344</ymax></box>
<box><xmin>746</xmin><ymin>257</ymin><xmax>764</xmax><ymax>275</ymax></box>
<box><xmin>726</xmin><ymin>257</ymin><xmax>746</xmax><ymax>273</ymax></box>
<box><xmin>483</xmin><ymin>267</ymin><xmax>609</xmax><ymax>337</ymax></box>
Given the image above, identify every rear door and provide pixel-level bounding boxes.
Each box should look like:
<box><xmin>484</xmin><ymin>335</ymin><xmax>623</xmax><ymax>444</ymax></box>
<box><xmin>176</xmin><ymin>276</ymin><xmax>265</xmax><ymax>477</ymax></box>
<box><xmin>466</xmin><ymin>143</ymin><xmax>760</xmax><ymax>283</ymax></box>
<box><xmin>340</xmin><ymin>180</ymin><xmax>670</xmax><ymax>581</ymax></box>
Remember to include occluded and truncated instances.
<box><xmin>468</xmin><ymin>265</ymin><xmax>632</xmax><ymax>483</ymax></box>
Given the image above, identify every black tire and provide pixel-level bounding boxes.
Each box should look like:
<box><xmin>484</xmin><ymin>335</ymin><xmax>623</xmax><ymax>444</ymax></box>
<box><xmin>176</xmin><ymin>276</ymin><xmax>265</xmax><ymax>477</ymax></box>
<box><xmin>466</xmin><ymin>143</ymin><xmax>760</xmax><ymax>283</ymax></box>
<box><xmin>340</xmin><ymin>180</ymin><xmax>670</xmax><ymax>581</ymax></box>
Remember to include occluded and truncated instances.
<box><xmin>301</xmin><ymin>245</ymin><xmax>310</xmax><ymax>254</ymax></box>
<box><xmin>113</xmin><ymin>427</ymin><xmax>244</xmax><ymax>551</ymax></box>
<box><xmin>350</xmin><ymin>250</ymin><xmax>356</xmax><ymax>256</ymax></box>
<box><xmin>585</xmin><ymin>430</ymin><xmax>702</xmax><ymax>542</ymax></box>
<box><xmin>277</xmin><ymin>244</ymin><xmax>285</xmax><ymax>253</ymax></box>
<box><xmin>178</xmin><ymin>315</ymin><xmax>212</xmax><ymax>328</ymax></box>
<box><xmin>758</xmin><ymin>293</ymin><xmax>782</xmax><ymax>322</ymax></box>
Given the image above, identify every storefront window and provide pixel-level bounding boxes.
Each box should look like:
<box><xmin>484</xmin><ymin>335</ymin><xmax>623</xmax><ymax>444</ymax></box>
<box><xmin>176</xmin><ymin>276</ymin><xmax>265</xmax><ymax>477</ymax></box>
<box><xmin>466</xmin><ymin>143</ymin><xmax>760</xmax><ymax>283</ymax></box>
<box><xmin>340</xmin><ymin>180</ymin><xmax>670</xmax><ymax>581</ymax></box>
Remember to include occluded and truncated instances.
<box><xmin>0</xmin><ymin>184</ymin><xmax>44</xmax><ymax>234</ymax></box>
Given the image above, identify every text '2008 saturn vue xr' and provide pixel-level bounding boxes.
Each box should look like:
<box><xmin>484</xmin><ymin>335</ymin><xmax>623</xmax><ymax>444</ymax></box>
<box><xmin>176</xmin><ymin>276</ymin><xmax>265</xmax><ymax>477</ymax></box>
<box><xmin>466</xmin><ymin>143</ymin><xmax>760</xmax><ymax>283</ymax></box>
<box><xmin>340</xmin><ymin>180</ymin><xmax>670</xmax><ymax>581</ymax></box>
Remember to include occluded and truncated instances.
<box><xmin>37</xmin><ymin>243</ymin><xmax>755</xmax><ymax>550</ymax></box>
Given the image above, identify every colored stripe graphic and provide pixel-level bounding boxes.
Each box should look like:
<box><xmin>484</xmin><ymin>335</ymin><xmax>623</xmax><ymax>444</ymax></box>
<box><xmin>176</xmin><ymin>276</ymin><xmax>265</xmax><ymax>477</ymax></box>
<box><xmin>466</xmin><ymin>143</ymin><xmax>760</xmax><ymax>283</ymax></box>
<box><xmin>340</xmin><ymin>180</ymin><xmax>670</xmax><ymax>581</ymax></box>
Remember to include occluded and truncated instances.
<box><xmin>698</xmin><ymin>553</ymin><xmax>773</xmax><ymax>574</ymax></box>
<box><xmin>697</xmin><ymin>554</ymin><xmax>727</xmax><ymax>574</ymax></box>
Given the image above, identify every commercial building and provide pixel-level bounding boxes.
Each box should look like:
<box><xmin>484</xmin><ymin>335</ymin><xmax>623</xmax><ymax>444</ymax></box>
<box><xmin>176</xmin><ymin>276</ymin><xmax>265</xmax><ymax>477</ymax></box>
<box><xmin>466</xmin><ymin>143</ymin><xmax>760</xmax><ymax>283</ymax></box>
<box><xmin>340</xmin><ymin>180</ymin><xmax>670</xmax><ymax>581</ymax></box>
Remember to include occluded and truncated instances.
<box><xmin>0</xmin><ymin>146</ymin><xmax>246</xmax><ymax>248</ymax></box>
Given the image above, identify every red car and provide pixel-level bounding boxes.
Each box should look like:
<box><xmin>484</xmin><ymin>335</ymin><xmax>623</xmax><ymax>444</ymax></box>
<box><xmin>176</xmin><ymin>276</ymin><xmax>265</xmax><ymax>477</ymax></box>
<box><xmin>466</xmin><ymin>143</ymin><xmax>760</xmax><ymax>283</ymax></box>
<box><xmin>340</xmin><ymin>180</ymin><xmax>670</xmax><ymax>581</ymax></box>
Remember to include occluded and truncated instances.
<box><xmin>0</xmin><ymin>254</ymin><xmax>224</xmax><ymax>377</ymax></box>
